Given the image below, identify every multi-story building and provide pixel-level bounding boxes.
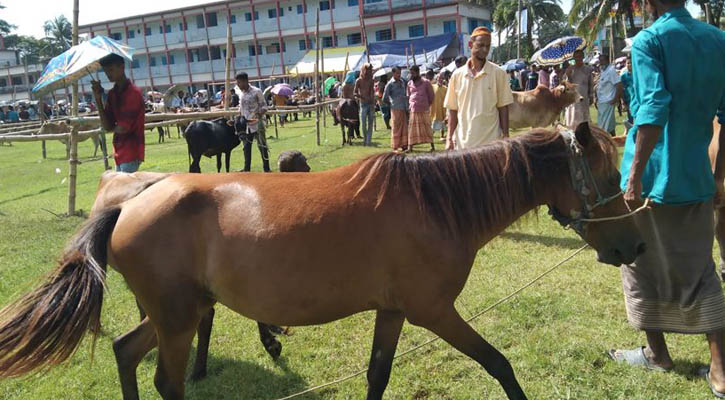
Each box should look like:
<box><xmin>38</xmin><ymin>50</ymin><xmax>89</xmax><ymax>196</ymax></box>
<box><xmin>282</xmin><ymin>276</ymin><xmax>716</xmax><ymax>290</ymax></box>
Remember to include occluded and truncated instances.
<box><xmin>0</xmin><ymin>49</ymin><xmax>45</xmax><ymax>103</ymax></box>
<box><xmin>76</xmin><ymin>0</ymin><xmax>492</xmax><ymax>94</ymax></box>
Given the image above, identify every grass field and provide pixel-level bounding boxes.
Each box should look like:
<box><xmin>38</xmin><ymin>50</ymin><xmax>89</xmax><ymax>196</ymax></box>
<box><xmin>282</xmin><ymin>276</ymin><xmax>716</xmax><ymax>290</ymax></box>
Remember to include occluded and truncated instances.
<box><xmin>0</xmin><ymin>111</ymin><xmax>719</xmax><ymax>399</ymax></box>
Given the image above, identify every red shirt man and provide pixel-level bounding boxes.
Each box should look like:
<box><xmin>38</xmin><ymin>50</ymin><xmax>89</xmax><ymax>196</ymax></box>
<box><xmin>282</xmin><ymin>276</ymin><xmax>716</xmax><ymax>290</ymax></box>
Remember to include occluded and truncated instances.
<box><xmin>92</xmin><ymin>54</ymin><xmax>145</xmax><ymax>172</ymax></box>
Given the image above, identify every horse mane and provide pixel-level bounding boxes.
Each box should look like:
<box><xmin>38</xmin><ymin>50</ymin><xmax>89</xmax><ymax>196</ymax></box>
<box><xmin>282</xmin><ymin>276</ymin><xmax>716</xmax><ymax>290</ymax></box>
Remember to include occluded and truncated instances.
<box><xmin>348</xmin><ymin>127</ymin><xmax>617</xmax><ymax>236</ymax></box>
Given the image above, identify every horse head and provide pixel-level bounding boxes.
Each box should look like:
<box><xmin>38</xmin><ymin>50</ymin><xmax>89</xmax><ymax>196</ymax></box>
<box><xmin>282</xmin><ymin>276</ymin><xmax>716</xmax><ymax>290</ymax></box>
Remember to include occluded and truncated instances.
<box><xmin>547</xmin><ymin>122</ymin><xmax>646</xmax><ymax>266</ymax></box>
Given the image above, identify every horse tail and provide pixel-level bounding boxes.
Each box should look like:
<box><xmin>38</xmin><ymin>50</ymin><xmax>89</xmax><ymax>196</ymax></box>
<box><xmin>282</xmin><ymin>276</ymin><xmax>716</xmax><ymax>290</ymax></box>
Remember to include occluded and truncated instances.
<box><xmin>0</xmin><ymin>206</ymin><xmax>122</xmax><ymax>377</ymax></box>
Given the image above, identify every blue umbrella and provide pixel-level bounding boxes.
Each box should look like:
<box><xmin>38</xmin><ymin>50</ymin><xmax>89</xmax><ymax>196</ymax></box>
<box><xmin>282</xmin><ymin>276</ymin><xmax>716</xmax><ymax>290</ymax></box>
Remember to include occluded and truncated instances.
<box><xmin>531</xmin><ymin>36</ymin><xmax>586</xmax><ymax>67</ymax></box>
<box><xmin>503</xmin><ymin>59</ymin><xmax>526</xmax><ymax>71</ymax></box>
<box><xmin>33</xmin><ymin>35</ymin><xmax>135</xmax><ymax>94</ymax></box>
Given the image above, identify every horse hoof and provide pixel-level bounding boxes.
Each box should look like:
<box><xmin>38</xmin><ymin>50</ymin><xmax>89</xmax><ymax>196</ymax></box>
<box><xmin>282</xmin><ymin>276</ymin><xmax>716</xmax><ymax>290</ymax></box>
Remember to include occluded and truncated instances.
<box><xmin>189</xmin><ymin>369</ymin><xmax>207</xmax><ymax>382</ymax></box>
<box><xmin>265</xmin><ymin>340</ymin><xmax>282</xmax><ymax>360</ymax></box>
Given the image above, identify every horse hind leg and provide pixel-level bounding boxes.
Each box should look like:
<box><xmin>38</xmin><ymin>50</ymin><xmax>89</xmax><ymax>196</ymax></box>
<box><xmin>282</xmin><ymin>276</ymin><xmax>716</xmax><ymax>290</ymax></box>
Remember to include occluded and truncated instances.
<box><xmin>154</xmin><ymin>311</ymin><xmax>202</xmax><ymax>399</ymax></box>
<box><xmin>365</xmin><ymin>310</ymin><xmax>404</xmax><ymax>400</ymax></box>
<box><xmin>189</xmin><ymin>307</ymin><xmax>215</xmax><ymax>381</ymax></box>
<box><xmin>410</xmin><ymin>307</ymin><xmax>527</xmax><ymax>400</ymax></box>
<box><xmin>113</xmin><ymin>317</ymin><xmax>158</xmax><ymax>400</ymax></box>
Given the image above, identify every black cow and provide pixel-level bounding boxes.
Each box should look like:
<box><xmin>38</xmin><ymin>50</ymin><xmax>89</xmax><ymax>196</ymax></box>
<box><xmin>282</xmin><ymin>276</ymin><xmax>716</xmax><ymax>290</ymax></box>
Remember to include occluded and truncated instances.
<box><xmin>333</xmin><ymin>99</ymin><xmax>360</xmax><ymax>146</ymax></box>
<box><xmin>184</xmin><ymin>117</ymin><xmax>246</xmax><ymax>173</ymax></box>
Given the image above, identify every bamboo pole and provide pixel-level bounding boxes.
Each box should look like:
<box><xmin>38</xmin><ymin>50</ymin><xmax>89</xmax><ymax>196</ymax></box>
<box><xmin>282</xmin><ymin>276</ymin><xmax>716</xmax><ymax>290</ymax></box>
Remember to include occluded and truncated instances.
<box><xmin>517</xmin><ymin>0</ymin><xmax>522</xmax><ymax>59</ymax></box>
<box><xmin>321</xmin><ymin>41</ymin><xmax>326</xmax><ymax>129</ymax></box>
<box><xmin>39</xmin><ymin>97</ymin><xmax>46</xmax><ymax>158</ymax></box>
<box><xmin>69</xmin><ymin>0</ymin><xmax>79</xmax><ymax>215</ymax></box>
<box><xmin>315</xmin><ymin>9</ymin><xmax>320</xmax><ymax>146</ymax></box>
<box><xmin>406</xmin><ymin>48</ymin><xmax>409</xmax><ymax>68</ymax></box>
<box><xmin>224</xmin><ymin>24</ymin><xmax>232</xmax><ymax>110</ymax></box>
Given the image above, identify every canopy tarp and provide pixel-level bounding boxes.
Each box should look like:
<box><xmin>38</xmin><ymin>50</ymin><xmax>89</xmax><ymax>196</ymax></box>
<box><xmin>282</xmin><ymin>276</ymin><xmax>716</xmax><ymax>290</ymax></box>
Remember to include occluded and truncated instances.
<box><xmin>288</xmin><ymin>46</ymin><xmax>366</xmax><ymax>76</ymax></box>
<box><xmin>354</xmin><ymin>32</ymin><xmax>459</xmax><ymax>70</ymax></box>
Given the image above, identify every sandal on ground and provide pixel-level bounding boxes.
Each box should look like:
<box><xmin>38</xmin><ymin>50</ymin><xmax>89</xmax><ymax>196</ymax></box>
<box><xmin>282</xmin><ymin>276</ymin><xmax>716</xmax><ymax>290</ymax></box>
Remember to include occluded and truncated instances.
<box><xmin>607</xmin><ymin>346</ymin><xmax>671</xmax><ymax>372</ymax></box>
<box><xmin>699</xmin><ymin>366</ymin><xmax>725</xmax><ymax>398</ymax></box>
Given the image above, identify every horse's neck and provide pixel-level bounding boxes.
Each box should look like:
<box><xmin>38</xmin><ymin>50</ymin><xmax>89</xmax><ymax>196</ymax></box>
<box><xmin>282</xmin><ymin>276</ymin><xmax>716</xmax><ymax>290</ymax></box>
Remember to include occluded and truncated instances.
<box><xmin>468</xmin><ymin>141</ymin><xmax>567</xmax><ymax>248</ymax></box>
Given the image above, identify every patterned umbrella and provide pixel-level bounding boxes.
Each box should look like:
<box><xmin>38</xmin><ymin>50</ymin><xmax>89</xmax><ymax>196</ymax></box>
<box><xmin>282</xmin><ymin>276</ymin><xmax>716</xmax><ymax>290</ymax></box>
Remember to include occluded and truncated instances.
<box><xmin>271</xmin><ymin>83</ymin><xmax>294</xmax><ymax>97</ymax></box>
<box><xmin>531</xmin><ymin>36</ymin><xmax>586</xmax><ymax>67</ymax></box>
<box><xmin>32</xmin><ymin>35</ymin><xmax>135</xmax><ymax>94</ymax></box>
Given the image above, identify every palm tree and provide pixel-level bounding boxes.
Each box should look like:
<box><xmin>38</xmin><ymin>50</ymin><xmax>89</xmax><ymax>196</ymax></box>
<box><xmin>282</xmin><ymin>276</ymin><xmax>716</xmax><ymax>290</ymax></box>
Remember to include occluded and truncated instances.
<box><xmin>493</xmin><ymin>0</ymin><xmax>564</xmax><ymax>58</ymax></box>
<box><xmin>568</xmin><ymin>0</ymin><xmax>638</xmax><ymax>45</ymax></box>
<box><xmin>0</xmin><ymin>2</ymin><xmax>17</xmax><ymax>35</ymax></box>
<box><xmin>43</xmin><ymin>15</ymin><xmax>72</xmax><ymax>55</ymax></box>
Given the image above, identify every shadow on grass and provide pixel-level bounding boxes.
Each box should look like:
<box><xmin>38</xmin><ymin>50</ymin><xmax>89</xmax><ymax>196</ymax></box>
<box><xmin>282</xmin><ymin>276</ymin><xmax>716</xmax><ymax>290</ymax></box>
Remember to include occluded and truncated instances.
<box><xmin>185</xmin><ymin>356</ymin><xmax>322</xmax><ymax>400</ymax></box>
<box><xmin>501</xmin><ymin>231</ymin><xmax>583</xmax><ymax>250</ymax></box>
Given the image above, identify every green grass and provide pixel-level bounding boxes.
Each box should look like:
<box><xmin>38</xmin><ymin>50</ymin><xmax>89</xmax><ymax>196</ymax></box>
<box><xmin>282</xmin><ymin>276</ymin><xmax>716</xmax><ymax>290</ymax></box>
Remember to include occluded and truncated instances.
<box><xmin>0</xmin><ymin>111</ymin><xmax>719</xmax><ymax>399</ymax></box>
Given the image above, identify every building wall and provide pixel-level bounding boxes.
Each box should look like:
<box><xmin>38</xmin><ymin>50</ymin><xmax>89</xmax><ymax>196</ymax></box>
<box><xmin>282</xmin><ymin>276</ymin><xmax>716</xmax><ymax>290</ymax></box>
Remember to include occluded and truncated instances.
<box><xmin>67</xmin><ymin>0</ymin><xmax>492</xmax><ymax>93</ymax></box>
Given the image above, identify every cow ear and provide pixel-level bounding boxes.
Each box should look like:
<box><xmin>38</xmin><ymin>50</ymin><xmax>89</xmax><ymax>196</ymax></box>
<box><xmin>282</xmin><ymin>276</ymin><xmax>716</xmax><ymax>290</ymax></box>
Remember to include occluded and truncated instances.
<box><xmin>574</xmin><ymin>122</ymin><xmax>592</xmax><ymax>147</ymax></box>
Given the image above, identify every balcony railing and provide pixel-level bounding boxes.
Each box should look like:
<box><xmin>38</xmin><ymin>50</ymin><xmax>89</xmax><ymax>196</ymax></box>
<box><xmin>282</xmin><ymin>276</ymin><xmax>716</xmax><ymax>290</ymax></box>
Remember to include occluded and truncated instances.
<box><xmin>363</xmin><ymin>0</ymin><xmax>456</xmax><ymax>16</ymax></box>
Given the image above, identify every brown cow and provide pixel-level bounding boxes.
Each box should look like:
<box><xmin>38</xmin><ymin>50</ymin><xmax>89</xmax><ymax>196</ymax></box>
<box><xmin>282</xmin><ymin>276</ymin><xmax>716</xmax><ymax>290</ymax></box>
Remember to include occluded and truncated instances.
<box><xmin>508</xmin><ymin>82</ymin><xmax>583</xmax><ymax>130</ymax></box>
<box><xmin>39</xmin><ymin>121</ymin><xmax>101</xmax><ymax>157</ymax></box>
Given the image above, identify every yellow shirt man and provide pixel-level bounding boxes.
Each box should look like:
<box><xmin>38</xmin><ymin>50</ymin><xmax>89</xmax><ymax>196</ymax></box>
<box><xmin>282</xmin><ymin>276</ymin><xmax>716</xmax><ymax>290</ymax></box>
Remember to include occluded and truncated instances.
<box><xmin>444</xmin><ymin>60</ymin><xmax>513</xmax><ymax>149</ymax></box>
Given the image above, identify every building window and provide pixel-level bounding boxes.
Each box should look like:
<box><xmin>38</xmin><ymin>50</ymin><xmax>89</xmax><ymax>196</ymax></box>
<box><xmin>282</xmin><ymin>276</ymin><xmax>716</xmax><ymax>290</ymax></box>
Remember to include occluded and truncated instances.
<box><xmin>11</xmin><ymin>76</ymin><xmax>22</xmax><ymax>85</ymax></box>
<box><xmin>187</xmin><ymin>49</ymin><xmax>195</xmax><ymax>62</ymax></box>
<box><xmin>322</xmin><ymin>36</ymin><xmax>335</xmax><ymax>48</ymax></box>
<box><xmin>144</xmin><ymin>26</ymin><xmax>152</xmax><ymax>36</ymax></box>
<box><xmin>206</xmin><ymin>12</ymin><xmax>218</xmax><ymax>27</ymax></box>
<box><xmin>111</xmin><ymin>32</ymin><xmax>122</xmax><ymax>41</ymax></box>
<box><xmin>168</xmin><ymin>54</ymin><xmax>175</xmax><ymax>64</ymax></box>
<box><xmin>196</xmin><ymin>14</ymin><xmax>205</xmax><ymax>28</ymax></box>
<box><xmin>266</xmin><ymin>43</ymin><xmax>281</xmax><ymax>54</ymax></box>
<box><xmin>297</xmin><ymin>4</ymin><xmax>304</xmax><ymax>14</ymax></box>
<box><xmin>127</xmin><ymin>29</ymin><xmax>135</xmax><ymax>39</ymax></box>
<box><xmin>230</xmin><ymin>14</ymin><xmax>236</xmax><ymax>23</ymax></box>
<box><xmin>320</xmin><ymin>0</ymin><xmax>334</xmax><ymax>11</ymax></box>
<box><xmin>131</xmin><ymin>59</ymin><xmax>140</xmax><ymax>68</ymax></box>
<box><xmin>365</xmin><ymin>0</ymin><xmax>384</xmax><ymax>3</ymax></box>
<box><xmin>245</xmin><ymin>11</ymin><xmax>259</xmax><ymax>21</ymax></box>
<box><xmin>179</xmin><ymin>21</ymin><xmax>187</xmax><ymax>31</ymax></box>
<box><xmin>443</xmin><ymin>20</ymin><xmax>456</xmax><ymax>34</ymax></box>
<box><xmin>348</xmin><ymin>0</ymin><xmax>358</xmax><ymax>5</ymax></box>
<box><xmin>299</xmin><ymin>39</ymin><xmax>307</xmax><ymax>50</ymax></box>
<box><xmin>149</xmin><ymin>56</ymin><xmax>156</xmax><ymax>67</ymax></box>
<box><xmin>375</xmin><ymin>29</ymin><xmax>391</xmax><ymax>41</ymax></box>
<box><xmin>268</xmin><ymin>9</ymin><xmax>277</xmax><ymax>18</ymax></box>
<box><xmin>210</xmin><ymin>46</ymin><xmax>222</xmax><ymax>60</ymax></box>
<box><xmin>161</xmin><ymin>55</ymin><xmax>167</xmax><ymax>66</ymax></box>
<box><xmin>248</xmin><ymin>45</ymin><xmax>262</xmax><ymax>56</ymax></box>
<box><xmin>159</xmin><ymin>25</ymin><xmax>171</xmax><ymax>34</ymax></box>
<box><xmin>347</xmin><ymin>32</ymin><xmax>361</xmax><ymax>45</ymax></box>
<box><xmin>468</xmin><ymin>18</ymin><xmax>491</xmax><ymax>34</ymax></box>
<box><xmin>409</xmin><ymin>24</ymin><xmax>424</xmax><ymax>38</ymax></box>
<box><xmin>197</xmin><ymin>47</ymin><xmax>210</xmax><ymax>61</ymax></box>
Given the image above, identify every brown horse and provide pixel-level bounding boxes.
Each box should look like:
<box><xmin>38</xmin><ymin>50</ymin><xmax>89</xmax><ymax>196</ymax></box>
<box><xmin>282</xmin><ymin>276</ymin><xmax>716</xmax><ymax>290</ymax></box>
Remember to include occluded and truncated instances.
<box><xmin>89</xmin><ymin>170</ymin><xmax>288</xmax><ymax>381</ymax></box>
<box><xmin>0</xmin><ymin>123</ymin><xmax>644</xmax><ymax>400</ymax></box>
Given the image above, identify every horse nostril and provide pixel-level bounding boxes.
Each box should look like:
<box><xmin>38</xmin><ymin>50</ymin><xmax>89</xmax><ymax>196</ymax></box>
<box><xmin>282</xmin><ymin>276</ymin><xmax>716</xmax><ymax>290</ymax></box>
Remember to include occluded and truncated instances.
<box><xmin>636</xmin><ymin>242</ymin><xmax>647</xmax><ymax>256</ymax></box>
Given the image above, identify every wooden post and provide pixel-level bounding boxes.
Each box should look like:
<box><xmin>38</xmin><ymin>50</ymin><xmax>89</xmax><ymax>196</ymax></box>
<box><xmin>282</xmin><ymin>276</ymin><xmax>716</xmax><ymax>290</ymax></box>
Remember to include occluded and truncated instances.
<box><xmin>39</xmin><ymin>97</ymin><xmax>46</xmax><ymax>159</ymax></box>
<box><xmin>360</xmin><ymin>14</ymin><xmax>371</xmax><ymax>64</ymax></box>
<box><xmin>406</xmin><ymin>48</ymin><xmax>409</xmax><ymax>67</ymax></box>
<box><xmin>224</xmin><ymin>23</ymin><xmax>232</xmax><ymax>110</ymax></box>
<box><xmin>315</xmin><ymin>9</ymin><xmax>320</xmax><ymax>146</ymax></box>
<box><xmin>321</xmin><ymin>42</ymin><xmax>326</xmax><ymax>128</ymax></box>
<box><xmin>69</xmin><ymin>0</ymin><xmax>79</xmax><ymax>216</ymax></box>
<box><xmin>273</xmin><ymin>113</ymin><xmax>279</xmax><ymax>138</ymax></box>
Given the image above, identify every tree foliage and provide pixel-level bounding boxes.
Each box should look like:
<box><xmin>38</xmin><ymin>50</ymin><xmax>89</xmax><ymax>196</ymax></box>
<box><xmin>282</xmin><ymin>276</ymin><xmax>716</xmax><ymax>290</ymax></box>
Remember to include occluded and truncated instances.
<box><xmin>0</xmin><ymin>2</ymin><xmax>16</xmax><ymax>35</ymax></box>
<box><xmin>693</xmin><ymin>0</ymin><xmax>725</xmax><ymax>26</ymax></box>
<box><xmin>568</xmin><ymin>0</ymin><xmax>639</xmax><ymax>45</ymax></box>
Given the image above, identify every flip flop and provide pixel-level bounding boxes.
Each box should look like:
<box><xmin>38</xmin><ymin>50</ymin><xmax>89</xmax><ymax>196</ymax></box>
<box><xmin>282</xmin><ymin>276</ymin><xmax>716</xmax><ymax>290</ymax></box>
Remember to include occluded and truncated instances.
<box><xmin>607</xmin><ymin>346</ymin><xmax>671</xmax><ymax>372</ymax></box>
<box><xmin>698</xmin><ymin>366</ymin><xmax>725</xmax><ymax>398</ymax></box>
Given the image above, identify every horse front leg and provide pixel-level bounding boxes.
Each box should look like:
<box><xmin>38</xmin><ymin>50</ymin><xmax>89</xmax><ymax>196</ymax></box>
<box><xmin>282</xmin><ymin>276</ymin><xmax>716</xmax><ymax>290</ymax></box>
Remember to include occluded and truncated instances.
<box><xmin>366</xmin><ymin>310</ymin><xmax>404</xmax><ymax>400</ymax></box>
<box><xmin>410</xmin><ymin>306</ymin><xmax>527</xmax><ymax>400</ymax></box>
<box><xmin>113</xmin><ymin>318</ymin><xmax>158</xmax><ymax>400</ymax></box>
<box><xmin>258</xmin><ymin>322</ymin><xmax>282</xmax><ymax>360</ymax></box>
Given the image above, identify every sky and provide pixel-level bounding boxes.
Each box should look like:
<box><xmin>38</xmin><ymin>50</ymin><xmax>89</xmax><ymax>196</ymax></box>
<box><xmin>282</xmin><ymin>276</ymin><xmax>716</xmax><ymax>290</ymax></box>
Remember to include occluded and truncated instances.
<box><xmin>2</xmin><ymin>0</ymin><xmax>703</xmax><ymax>40</ymax></box>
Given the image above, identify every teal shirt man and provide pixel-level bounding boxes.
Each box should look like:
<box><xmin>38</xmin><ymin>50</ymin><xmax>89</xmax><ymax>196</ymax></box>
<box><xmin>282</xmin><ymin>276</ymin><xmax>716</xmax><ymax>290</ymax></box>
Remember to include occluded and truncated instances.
<box><xmin>620</xmin><ymin>70</ymin><xmax>634</xmax><ymax>108</ymax></box>
<box><xmin>619</xmin><ymin>7</ymin><xmax>725</xmax><ymax>204</ymax></box>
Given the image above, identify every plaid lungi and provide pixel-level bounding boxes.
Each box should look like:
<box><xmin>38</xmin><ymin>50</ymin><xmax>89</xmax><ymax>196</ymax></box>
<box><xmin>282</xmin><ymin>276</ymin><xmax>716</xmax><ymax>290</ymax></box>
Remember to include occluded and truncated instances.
<box><xmin>408</xmin><ymin>111</ymin><xmax>434</xmax><ymax>146</ymax></box>
<box><xmin>391</xmin><ymin>109</ymin><xmax>408</xmax><ymax>149</ymax></box>
<box><xmin>621</xmin><ymin>200</ymin><xmax>725</xmax><ymax>333</ymax></box>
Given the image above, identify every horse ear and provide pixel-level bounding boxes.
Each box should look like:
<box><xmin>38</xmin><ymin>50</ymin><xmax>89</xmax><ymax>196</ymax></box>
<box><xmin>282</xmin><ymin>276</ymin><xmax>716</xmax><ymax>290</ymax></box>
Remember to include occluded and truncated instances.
<box><xmin>574</xmin><ymin>122</ymin><xmax>592</xmax><ymax>147</ymax></box>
